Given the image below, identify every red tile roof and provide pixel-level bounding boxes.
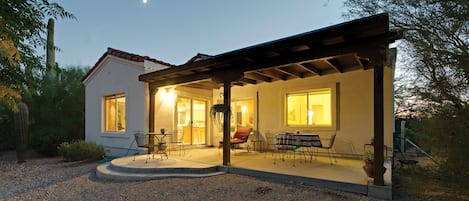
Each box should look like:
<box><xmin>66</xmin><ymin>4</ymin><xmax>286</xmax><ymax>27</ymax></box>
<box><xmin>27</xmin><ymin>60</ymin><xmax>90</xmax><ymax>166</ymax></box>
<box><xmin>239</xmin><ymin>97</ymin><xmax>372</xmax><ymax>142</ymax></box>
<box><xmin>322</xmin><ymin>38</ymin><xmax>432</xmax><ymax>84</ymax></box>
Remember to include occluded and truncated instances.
<box><xmin>82</xmin><ymin>47</ymin><xmax>175</xmax><ymax>82</ymax></box>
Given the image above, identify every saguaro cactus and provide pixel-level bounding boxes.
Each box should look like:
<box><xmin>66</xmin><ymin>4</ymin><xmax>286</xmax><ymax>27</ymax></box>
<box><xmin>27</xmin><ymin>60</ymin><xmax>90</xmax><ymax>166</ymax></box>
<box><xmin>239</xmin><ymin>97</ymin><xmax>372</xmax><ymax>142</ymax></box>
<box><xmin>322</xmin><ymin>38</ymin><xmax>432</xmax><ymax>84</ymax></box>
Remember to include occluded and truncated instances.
<box><xmin>14</xmin><ymin>102</ymin><xmax>29</xmax><ymax>163</ymax></box>
<box><xmin>46</xmin><ymin>18</ymin><xmax>57</xmax><ymax>80</ymax></box>
<box><xmin>46</xmin><ymin>18</ymin><xmax>55</xmax><ymax>69</ymax></box>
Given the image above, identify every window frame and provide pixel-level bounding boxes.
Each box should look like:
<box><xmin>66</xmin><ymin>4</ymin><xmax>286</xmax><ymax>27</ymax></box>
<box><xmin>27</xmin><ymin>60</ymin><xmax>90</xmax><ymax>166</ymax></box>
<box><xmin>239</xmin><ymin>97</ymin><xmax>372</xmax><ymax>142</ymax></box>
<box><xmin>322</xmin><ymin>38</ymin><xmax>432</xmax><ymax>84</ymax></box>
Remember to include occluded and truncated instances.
<box><xmin>103</xmin><ymin>93</ymin><xmax>126</xmax><ymax>133</ymax></box>
<box><xmin>283</xmin><ymin>83</ymin><xmax>337</xmax><ymax>130</ymax></box>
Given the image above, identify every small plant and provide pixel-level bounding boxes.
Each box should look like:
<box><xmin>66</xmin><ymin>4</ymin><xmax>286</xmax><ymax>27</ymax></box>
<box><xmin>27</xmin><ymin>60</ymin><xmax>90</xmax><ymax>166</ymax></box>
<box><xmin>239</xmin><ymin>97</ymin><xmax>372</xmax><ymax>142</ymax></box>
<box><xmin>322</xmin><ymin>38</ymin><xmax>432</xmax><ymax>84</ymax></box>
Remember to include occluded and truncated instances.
<box><xmin>58</xmin><ymin>140</ymin><xmax>104</xmax><ymax>162</ymax></box>
<box><xmin>364</xmin><ymin>150</ymin><xmax>374</xmax><ymax>164</ymax></box>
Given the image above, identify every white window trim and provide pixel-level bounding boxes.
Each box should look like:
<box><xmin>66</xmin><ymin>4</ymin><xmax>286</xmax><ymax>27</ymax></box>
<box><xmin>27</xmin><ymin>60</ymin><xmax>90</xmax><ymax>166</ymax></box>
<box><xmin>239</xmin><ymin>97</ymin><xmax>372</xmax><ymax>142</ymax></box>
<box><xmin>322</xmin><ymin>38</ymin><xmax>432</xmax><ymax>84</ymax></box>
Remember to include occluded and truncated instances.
<box><xmin>102</xmin><ymin>93</ymin><xmax>126</xmax><ymax>133</ymax></box>
<box><xmin>282</xmin><ymin>83</ymin><xmax>338</xmax><ymax>131</ymax></box>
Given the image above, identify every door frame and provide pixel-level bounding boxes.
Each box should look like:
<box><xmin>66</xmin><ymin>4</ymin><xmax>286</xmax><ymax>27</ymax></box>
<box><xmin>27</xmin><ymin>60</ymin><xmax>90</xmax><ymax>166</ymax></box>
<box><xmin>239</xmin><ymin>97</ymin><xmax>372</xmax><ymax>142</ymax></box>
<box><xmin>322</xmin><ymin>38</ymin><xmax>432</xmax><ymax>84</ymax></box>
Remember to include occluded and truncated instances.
<box><xmin>175</xmin><ymin>96</ymin><xmax>209</xmax><ymax>145</ymax></box>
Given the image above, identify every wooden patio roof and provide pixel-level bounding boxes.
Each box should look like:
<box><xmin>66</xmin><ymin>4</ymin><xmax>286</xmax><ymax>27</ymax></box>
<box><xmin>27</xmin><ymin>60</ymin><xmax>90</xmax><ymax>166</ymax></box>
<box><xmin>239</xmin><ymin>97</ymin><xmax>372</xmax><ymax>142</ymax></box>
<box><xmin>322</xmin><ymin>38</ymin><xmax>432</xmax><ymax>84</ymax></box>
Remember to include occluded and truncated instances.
<box><xmin>139</xmin><ymin>13</ymin><xmax>401</xmax><ymax>90</ymax></box>
<box><xmin>140</xmin><ymin>13</ymin><xmax>402</xmax><ymax>185</ymax></box>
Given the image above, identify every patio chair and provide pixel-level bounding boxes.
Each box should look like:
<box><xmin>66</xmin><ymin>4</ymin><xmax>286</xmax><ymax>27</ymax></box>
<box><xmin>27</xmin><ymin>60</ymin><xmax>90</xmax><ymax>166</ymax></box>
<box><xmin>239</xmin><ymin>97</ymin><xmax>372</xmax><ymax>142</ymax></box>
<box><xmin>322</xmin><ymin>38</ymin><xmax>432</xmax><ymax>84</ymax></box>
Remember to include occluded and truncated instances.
<box><xmin>218</xmin><ymin>127</ymin><xmax>252</xmax><ymax>153</ymax></box>
<box><xmin>169</xmin><ymin>129</ymin><xmax>185</xmax><ymax>156</ymax></box>
<box><xmin>273</xmin><ymin>132</ymin><xmax>300</xmax><ymax>166</ymax></box>
<box><xmin>312</xmin><ymin>132</ymin><xmax>338</xmax><ymax>164</ymax></box>
<box><xmin>132</xmin><ymin>132</ymin><xmax>152</xmax><ymax>163</ymax></box>
<box><xmin>264</xmin><ymin>131</ymin><xmax>277</xmax><ymax>158</ymax></box>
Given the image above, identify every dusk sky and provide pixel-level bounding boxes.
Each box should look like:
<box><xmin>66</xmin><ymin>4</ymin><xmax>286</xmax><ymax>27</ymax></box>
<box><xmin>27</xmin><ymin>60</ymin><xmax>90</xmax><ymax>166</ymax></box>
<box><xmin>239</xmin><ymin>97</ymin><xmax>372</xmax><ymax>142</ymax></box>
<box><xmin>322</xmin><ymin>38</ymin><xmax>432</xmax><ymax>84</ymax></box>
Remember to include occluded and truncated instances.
<box><xmin>48</xmin><ymin>0</ymin><xmax>347</xmax><ymax>68</ymax></box>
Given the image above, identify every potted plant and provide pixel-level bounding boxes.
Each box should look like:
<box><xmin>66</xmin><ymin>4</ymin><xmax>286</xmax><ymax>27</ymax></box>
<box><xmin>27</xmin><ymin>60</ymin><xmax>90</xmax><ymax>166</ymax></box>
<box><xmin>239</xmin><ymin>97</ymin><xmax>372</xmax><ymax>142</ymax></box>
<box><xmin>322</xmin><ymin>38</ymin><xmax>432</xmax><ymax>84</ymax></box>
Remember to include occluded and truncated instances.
<box><xmin>363</xmin><ymin>150</ymin><xmax>375</xmax><ymax>178</ymax></box>
<box><xmin>210</xmin><ymin>104</ymin><xmax>230</xmax><ymax>125</ymax></box>
<box><xmin>363</xmin><ymin>150</ymin><xmax>387</xmax><ymax>178</ymax></box>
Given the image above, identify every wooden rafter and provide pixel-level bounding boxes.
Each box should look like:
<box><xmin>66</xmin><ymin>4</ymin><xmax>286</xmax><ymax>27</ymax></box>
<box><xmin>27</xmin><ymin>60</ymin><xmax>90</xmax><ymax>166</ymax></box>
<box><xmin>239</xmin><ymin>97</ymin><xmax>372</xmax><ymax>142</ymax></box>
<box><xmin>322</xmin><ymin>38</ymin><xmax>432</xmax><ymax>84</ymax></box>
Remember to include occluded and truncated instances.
<box><xmin>257</xmin><ymin>69</ymin><xmax>287</xmax><ymax>80</ymax></box>
<box><xmin>277</xmin><ymin>66</ymin><xmax>302</xmax><ymax>78</ymax></box>
<box><xmin>324</xmin><ymin>58</ymin><xmax>344</xmax><ymax>73</ymax></box>
<box><xmin>149</xmin><ymin>73</ymin><xmax>211</xmax><ymax>89</ymax></box>
<box><xmin>360</xmin><ymin>58</ymin><xmax>371</xmax><ymax>70</ymax></box>
<box><xmin>239</xmin><ymin>77</ymin><xmax>257</xmax><ymax>85</ymax></box>
<box><xmin>297</xmin><ymin>63</ymin><xmax>322</xmax><ymax>75</ymax></box>
<box><xmin>244</xmin><ymin>72</ymin><xmax>272</xmax><ymax>82</ymax></box>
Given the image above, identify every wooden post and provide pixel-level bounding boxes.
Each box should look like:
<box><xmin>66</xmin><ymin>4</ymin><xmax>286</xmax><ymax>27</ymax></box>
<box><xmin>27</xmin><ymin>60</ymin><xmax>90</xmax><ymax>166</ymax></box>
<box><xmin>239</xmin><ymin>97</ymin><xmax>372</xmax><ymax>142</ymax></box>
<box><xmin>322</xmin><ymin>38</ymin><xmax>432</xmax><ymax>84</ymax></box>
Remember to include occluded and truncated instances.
<box><xmin>373</xmin><ymin>61</ymin><xmax>385</xmax><ymax>185</ymax></box>
<box><xmin>222</xmin><ymin>81</ymin><xmax>231</xmax><ymax>166</ymax></box>
<box><xmin>148</xmin><ymin>85</ymin><xmax>158</xmax><ymax>154</ymax></box>
<box><xmin>212</xmin><ymin>69</ymin><xmax>243</xmax><ymax>166</ymax></box>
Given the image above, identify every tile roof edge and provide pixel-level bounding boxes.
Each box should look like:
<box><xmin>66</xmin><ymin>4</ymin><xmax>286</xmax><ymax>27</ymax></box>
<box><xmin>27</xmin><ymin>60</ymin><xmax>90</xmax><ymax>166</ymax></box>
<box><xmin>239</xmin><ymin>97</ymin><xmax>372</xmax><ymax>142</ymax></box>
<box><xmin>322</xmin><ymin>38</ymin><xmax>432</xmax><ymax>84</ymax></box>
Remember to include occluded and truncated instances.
<box><xmin>81</xmin><ymin>47</ymin><xmax>175</xmax><ymax>82</ymax></box>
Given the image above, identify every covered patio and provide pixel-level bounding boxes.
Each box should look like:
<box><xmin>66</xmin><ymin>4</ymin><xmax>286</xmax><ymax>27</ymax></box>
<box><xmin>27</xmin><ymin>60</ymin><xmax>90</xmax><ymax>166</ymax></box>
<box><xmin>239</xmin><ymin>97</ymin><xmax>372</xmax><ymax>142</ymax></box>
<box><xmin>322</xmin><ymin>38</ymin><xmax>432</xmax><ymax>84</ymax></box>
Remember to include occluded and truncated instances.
<box><xmin>133</xmin><ymin>13</ymin><xmax>401</xmax><ymax>199</ymax></box>
<box><xmin>98</xmin><ymin>148</ymin><xmax>391</xmax><ymax>196</ymax></box>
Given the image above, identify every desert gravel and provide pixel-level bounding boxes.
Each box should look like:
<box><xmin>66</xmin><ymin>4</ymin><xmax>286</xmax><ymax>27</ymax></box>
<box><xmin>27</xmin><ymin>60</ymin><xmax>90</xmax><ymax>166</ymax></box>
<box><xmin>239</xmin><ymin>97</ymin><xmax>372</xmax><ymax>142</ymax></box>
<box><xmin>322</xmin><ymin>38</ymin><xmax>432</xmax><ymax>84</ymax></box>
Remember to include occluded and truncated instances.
<box><xmin>0</xmin><ymin>152</ymin><xmax>383</xmax><ymax>201</ymax></box>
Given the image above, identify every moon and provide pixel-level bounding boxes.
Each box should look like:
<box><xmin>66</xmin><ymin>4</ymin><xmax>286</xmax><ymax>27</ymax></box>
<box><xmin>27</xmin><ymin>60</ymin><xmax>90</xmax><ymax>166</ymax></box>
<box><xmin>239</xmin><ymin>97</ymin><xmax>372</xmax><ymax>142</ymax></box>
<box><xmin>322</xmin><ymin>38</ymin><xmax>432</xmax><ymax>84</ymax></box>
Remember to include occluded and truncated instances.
<box><xmin>143</xmin><ymin>0</ymin><xmax>148</xmax><ymax>4</ymax></box>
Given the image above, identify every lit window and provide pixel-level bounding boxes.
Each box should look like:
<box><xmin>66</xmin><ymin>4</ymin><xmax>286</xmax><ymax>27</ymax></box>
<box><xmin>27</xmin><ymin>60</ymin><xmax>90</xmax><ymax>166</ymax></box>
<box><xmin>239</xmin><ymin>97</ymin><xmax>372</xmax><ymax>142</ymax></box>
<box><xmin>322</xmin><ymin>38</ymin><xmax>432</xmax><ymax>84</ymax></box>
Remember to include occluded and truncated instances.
<box><xmin>233</xmin><ymin>99</ymin><xmax>254</xmax><ymax>128</ymax></box>
<box><xmin>286</xmin><ymin>88</ymin><xmax>332</xmax><ymax>126</ymax></box>
<box><xmin>104</xmin><ymin>94</ymin><xmax>126</xmax><ymax>132</ymax></box>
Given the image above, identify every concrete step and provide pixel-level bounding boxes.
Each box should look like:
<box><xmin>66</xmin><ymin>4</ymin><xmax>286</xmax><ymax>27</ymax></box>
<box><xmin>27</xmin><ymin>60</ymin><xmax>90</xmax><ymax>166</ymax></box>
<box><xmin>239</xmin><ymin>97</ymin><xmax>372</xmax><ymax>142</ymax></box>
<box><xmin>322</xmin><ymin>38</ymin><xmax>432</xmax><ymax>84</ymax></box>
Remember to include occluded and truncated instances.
<box><xmin>95</xmin><ymin>156</ymin><xmax>225</xmax><ymax>181</ymax></box>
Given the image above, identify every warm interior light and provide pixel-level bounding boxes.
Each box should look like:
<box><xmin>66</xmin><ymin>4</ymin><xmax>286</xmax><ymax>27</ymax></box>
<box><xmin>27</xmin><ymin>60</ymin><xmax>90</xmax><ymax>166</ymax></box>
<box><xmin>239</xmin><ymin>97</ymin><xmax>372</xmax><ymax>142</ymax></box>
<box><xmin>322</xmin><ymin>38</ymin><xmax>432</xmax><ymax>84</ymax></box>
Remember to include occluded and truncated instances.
<box><xmin>241</xmin><ymin>105</ymin><xmax>247</xmax><ymax>113</ymax></box>
<box><xmin>308</xmin><ymin>109</ymin><xmax>314</xmax><ymax>125</ymax></box>
<box><xmin>161</xmin><ymin>87</ymin><xmax>175</xmax><ymax>103</ymax></box>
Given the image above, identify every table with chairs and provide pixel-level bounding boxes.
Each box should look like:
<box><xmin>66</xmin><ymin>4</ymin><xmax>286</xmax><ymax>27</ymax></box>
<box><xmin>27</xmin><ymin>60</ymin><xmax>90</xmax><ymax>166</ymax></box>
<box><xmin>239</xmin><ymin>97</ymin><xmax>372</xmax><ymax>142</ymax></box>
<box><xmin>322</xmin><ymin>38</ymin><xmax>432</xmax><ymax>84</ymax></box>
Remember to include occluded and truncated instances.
<box><xmin>133</xmin><ymin>130</ymin><xmax>171</xmax><ymax>163</ymax></box>
<box><xmin>272</xmin><ymin>132</ymin><xmax>337</xmax><ymax>166</ymax></box>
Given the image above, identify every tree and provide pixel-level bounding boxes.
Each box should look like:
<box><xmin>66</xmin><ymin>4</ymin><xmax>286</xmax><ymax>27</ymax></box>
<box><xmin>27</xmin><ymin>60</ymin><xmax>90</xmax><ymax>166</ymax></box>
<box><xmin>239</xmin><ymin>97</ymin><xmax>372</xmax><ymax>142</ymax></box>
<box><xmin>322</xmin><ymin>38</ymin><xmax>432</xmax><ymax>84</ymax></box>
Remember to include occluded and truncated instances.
<box><xmin>0</xmin><ymin>0</ymin><xmax>75</xmax><ymax>110</ymax></box>
<box><xmin>27</xmin><ymin>66</ymin><xmax>86</xmax><ymax>155</ymax></box>
<box><xmin>344</xmin><ymin>0</ymin><xmax>468</xmax><ymax>113</ymax></box>
<box><xmin>343</xmin><ymin>0</ymin><xmax>469</xmax><ymax>185</ymax></box>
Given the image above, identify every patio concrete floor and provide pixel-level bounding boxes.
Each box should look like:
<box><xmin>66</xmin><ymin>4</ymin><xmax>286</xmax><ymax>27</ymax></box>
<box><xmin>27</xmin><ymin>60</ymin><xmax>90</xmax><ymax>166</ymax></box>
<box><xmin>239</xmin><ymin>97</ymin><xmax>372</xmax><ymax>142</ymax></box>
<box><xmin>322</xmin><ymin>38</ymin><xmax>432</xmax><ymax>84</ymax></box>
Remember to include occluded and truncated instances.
<box><xmin>103</xmin><ymin>147</ymin><xmax>392</xmax><ymax>198</ymax></box>
<box><xmin>166</xmin><ymin>147</ymin><xmax>391</xmax><ymax>186</ymax></box>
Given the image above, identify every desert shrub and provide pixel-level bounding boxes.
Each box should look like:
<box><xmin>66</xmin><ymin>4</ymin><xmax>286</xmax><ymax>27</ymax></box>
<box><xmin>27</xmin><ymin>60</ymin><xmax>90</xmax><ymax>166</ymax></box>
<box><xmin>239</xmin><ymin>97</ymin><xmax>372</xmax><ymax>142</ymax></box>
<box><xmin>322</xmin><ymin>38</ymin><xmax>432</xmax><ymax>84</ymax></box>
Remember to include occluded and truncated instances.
<box><xmin>0</xmin><ymin>108</ymin><xmax>15</xmax><ymax>151</ymax></box>
<box><xmin>58</xmin><ymin>140</ymin><xmax>104</xmax><ymax>162</ymax></box>
<box><xmin>412</xmin><ymin>107</ymin><xmax>469</xmax><ymax>186</ymax></box>
<box><xmin>29</xmin><ymin>127</ymin><xmax>68</xmax><ymax>155</ymax></box>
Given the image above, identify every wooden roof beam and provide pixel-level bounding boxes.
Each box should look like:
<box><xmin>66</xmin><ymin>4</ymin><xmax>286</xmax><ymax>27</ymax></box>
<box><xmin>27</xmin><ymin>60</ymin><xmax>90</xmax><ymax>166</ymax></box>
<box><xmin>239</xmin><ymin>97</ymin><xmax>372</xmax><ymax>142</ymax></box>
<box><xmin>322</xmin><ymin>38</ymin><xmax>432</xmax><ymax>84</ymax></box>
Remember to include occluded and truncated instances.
<box><xmin>232</xmin><ymin>82</ymin><xmax>245</xmax><ymax>86</ymax></box>
<box><xmin>239</xmin><ymin>77</ymin><xmax>257</xmax><ymax>85</ymax></box>
<box><xmin>235</xmin><ymin>34</ymin><xmax>390</xmax><ymax>75</ymax></box>
<box><xmin>258</xmin><ymin>69</ymin><xmax>288</xmax><ymax>80</ymax></box>
<box><xmin>150</xmin><ymin>73</ymin><xmax>212</xmax><ymax>89</ymax></box>
<box><xmin>277</xmin><ymin>66</ymin><xmax>303</xmax><ymax>78</ymax></box>
<box><xmin>324</xmin><ymin>58</ymin><xmax>344</xmax><ymax>73</ymax></box>
<box><xmin>295</xmin><ymin>63</ymin><xmax>322</xmax><ymax>76</ymax></box>
<box><xmin>184</xmin><ymin>81</ymin><xmax>220</xmax><ymax>90</ymax></box>
<box><xmin>359</xmin><ymin>58</ymin><xmax>371</xmax><ymax>70</ymax></box>
<box><xmin>244</xmin><ymin>72</ymin><xmax>272</xmax><ymax>82</ymax></box>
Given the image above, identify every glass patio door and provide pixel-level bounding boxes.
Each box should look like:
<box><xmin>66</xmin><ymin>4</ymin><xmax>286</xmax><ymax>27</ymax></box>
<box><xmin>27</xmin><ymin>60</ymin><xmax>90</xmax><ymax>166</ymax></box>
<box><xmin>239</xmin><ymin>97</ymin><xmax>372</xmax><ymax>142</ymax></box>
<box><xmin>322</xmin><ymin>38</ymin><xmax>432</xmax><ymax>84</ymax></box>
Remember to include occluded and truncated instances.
<box><xmin>176</xmin><ymin>97</ymin><xmax>206</xmax><ymax>145</ymax></box>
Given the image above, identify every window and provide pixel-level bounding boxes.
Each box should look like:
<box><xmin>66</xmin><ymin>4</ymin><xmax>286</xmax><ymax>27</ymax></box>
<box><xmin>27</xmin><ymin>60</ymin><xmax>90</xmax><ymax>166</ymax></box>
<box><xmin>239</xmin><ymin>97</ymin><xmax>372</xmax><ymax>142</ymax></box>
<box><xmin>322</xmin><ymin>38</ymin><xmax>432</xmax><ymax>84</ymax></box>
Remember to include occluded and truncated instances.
<box><xmin>286</xmin><ymin>88</ymin><xmax>332</xmax><ymax>127</ymax></box>
<box><xmin>104</xmin><ymin>94</ymin><xmax>126</xmax><ymax>132</ymax></box>
<box><xmin>233</xmin><ymin>99</ymin><xmax>254</xmax><ymax>128</ymax></box>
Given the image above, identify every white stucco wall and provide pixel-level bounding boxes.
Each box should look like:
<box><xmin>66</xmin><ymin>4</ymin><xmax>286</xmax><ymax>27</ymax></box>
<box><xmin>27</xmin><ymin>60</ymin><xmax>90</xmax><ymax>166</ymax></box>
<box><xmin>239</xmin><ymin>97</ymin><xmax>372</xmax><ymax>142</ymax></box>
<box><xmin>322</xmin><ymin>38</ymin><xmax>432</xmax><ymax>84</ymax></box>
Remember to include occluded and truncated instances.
<box><xmin>210</xmin><ymin>67</ymin><xmax>394</xmax><ymax>157</ymax></box>
<box><xmin>83</xmin><ymin>55</ymin><xmax>169</xmax><ymax>156</ymax></box>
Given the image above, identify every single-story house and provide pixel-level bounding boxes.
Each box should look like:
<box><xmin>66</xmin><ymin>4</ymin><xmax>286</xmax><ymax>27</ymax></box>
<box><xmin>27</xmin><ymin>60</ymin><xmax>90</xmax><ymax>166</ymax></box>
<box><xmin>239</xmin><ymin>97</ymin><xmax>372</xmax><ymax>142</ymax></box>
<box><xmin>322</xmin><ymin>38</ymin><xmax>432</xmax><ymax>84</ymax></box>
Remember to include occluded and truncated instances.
<box><xmin>82</xmin><ymin>13</ymin><xmax>401</xmax><ymax>185</ymax></box>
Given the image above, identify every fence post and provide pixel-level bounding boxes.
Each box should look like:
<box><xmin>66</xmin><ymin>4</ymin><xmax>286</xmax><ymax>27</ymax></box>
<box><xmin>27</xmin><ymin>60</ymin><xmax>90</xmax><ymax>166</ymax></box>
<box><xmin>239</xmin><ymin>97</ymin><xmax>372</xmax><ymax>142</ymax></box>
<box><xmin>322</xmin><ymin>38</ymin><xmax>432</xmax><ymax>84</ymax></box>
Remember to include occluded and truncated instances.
<box><xmin>400</xmin><ymin>121</ymin><xmax>406</xmax><ymax>153</ymax></box>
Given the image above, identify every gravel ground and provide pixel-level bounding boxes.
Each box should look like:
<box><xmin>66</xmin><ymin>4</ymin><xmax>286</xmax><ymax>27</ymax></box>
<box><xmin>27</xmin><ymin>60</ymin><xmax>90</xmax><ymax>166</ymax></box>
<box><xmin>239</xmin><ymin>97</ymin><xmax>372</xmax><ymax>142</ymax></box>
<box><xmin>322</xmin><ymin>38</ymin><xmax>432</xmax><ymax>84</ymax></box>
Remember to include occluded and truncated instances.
<box><xmin>0</xmin><ymin>151</ymin><xmax>383</xmax><ymax>201</ymax></box>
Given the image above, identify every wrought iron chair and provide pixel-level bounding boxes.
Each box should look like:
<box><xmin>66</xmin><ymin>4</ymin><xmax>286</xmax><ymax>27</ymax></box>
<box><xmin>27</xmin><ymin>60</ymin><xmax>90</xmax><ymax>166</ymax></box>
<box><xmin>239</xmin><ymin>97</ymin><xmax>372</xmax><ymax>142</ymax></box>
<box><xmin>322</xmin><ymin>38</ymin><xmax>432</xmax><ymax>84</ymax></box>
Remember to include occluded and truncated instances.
<box><xmin>312</xmin><ymin>132</ymin><xmax>338</xmax><ymax>164</ymax></box>
<box><xmin>132</xmin><ymin>132</ymin><xmax>152</xmax><ymax>163</ymax></box>
<box><xmin>264</xmin><ymin>131</ymin><xmax>277</xmax><ymax>158</ymax></box>
<box><xmin>273</xmin><ymin>132</ymin><xmax>300</xmax><ymax>166</ymax></box>
<box><xmin>169</xmin><ymin>129</ymin><xmax>185</xmax><ymax>156</ymax></box>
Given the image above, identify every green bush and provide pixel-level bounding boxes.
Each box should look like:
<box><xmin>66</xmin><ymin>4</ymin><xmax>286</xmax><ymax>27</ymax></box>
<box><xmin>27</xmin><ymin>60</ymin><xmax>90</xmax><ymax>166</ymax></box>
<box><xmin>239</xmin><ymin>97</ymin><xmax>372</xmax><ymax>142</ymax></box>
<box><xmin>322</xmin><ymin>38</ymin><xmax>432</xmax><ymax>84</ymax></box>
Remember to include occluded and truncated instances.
<box><xmin>30</xmin><ymin>127</ymin><xmax>68</xmax><ymax>155</ymax></box>
<box><xmin>58</xmin><ymin>140</ymin><xmax>104</xmax><ymax>162</ymax></box>
<box><xmin>412</xmin><ymin>107</ymin><xmax>469</xmax><ymax>186</ymax></box>
<box><xmin>0</xmin><ymin>110</ymin><xmax>15</xmax><ymax>151</ymax></box>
